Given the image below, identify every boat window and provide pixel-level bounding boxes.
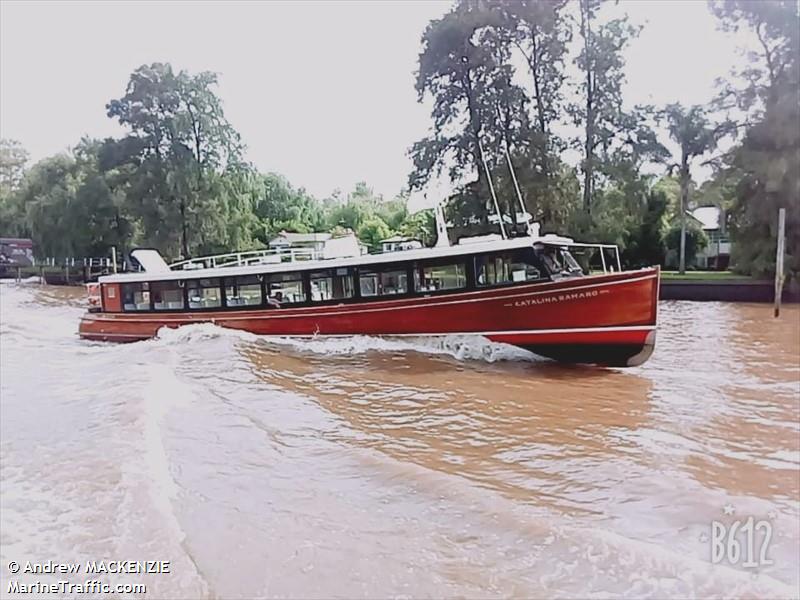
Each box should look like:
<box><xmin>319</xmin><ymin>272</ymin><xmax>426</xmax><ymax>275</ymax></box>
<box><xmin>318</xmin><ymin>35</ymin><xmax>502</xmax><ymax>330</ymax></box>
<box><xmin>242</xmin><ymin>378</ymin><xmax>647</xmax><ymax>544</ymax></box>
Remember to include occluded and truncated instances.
<box><xmin>187</xmin><ymin>278</ymin><xmax>221</xmax><ymax>309</ymax></box>
<box><xmin>121</xmin><ymin>282</ymin><xmax>150</xmax><ymax>311</ymax></box>
<box><xmin>541</xmin><ymin>246</ymin><xmax>584</xmax><ymax>276</ymax></box>
<box><xmin>310</xmin><ymin>268</ymin><xmax>354</xmax><ymax>301</ymax></box>
<box><xmin>475</xmin><ymin>249</ymin><xmax>543</xmax><ymax>287</ymax></box>
<box><xmin>225</xmin><ymin>275</ymin><xmax>262</xmax><ymax>307</ymax></box>
<box><xmin>267</xmin><ymin>272</ymin><xmax>306</xmax><ymax>305</ymax></box>
<box><xmin>152</xmin><ymin>281</ymin><xmax>185</xmax><ymax>310</ymax></box>
<box><xmin>416</xmin><ymin>262</ymin><xmax>467</xmax><ymax>292</ymax></box>
<box><xmin>359</xmin><ymin>267</ymin><xmax>408</xmax><ymax>297</ymax></box>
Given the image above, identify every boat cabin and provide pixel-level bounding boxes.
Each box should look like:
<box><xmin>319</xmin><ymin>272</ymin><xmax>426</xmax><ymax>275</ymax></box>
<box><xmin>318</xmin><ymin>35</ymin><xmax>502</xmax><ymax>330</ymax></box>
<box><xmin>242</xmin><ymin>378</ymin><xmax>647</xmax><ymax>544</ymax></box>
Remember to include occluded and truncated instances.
<box><xmin>92</xmin><ymin>238</ymin><xmax>613</xmax><ymax>315</ymax></box>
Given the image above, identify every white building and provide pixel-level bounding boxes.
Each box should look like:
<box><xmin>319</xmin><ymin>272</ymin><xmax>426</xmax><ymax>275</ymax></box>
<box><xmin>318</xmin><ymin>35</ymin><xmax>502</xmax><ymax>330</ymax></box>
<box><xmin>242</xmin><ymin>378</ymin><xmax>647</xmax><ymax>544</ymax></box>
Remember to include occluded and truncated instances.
<box><xmin>268</xmin><ymin>231</ymin><xmax>332</xmax><ymax>255</ymax></box>
<box><xmin>268</xmin><ymin>231</ymin><xmax>366</xmax><ymax>260</ymax></box>
<box><xmin>691</xmin><ymin>206</ymin><xmax>731</xmax><ymax>270</ymax></box>
<box><xmin>379</xmin><ymin>235</ymin><xmax>423</xmax><ymax>253</ymax></box>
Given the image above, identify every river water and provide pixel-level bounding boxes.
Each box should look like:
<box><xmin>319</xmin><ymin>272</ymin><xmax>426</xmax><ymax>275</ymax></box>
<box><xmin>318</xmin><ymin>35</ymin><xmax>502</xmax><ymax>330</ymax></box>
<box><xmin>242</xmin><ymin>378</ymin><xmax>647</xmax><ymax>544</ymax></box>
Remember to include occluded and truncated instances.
<box><xmin>0</xmin><ymin>282</ymin><xmax>798</xmax><ymax>599</ymax></box>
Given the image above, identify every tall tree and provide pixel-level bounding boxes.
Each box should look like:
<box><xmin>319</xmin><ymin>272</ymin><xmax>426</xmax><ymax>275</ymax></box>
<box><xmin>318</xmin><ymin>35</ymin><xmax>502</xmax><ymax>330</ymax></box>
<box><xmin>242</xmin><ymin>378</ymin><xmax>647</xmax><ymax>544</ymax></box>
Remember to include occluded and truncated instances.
<box><xmin>0</xmin><ymin>139</ymin><xmax>29</xmax><ymax>235</ymax></box>
<box><xmin>106</xmin><ymin>63</ymin><xmax>243</xmax><ymax>258</ymax></box>
<box><xmin>662</xmin><ymin>104</ymin><xmax>725</xmax><ymax>273</ymax></box>
<box><xmin>709</xmin><ymin>0</ymin><xmax>800</xmax><ymax>276</ymax></box>
<box><xmin>409</xmin><ymin>1</ymin><xmax>528</xmax><ymax>229</ymax></box>
<box><xmin>0</xmin><ymin>139</ymin><xmax>28</xmax><ymax>191</ymax></box>
<box><xmin>571</xmin><ymin>0</ymin><xmax>640</xmax><ymax>215</ymax></box>
<box><xmin>13</xmin><ymin>139</ymin><xmax>133</xmax><ymax>258</ymax></box>
<box><xmin>500</xmin><ymin>0</ymin><xmax>570</xmax><ymax>223</ymax></box>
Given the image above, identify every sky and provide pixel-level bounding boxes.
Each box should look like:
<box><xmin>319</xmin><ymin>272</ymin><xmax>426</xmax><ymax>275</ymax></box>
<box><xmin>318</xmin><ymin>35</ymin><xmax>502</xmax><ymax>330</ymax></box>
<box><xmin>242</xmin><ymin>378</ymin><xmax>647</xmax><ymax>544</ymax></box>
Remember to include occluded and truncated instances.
<box><xmin>0</xmin><ymin>0</ymin><xmax>754</xmax><ymax>206</ymax></box>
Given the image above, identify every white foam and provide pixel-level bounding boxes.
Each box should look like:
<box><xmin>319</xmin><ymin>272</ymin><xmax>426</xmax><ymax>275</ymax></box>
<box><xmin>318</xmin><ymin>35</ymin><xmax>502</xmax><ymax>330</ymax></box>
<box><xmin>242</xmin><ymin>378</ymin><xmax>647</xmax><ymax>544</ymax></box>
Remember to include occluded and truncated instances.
<box><xmin>150</xmin><ymin>322</ymin><xmax>540</xmax><ymax>364</ymax></box>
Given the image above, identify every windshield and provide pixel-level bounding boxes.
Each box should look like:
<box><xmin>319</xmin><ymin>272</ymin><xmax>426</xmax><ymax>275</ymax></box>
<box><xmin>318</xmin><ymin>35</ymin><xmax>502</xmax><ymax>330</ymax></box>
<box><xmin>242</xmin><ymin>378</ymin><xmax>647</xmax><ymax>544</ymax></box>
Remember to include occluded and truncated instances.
<box><xmin>541</xmin><ymin>246</ymin><xmax>584</xmax><ymax>276</ymax></box>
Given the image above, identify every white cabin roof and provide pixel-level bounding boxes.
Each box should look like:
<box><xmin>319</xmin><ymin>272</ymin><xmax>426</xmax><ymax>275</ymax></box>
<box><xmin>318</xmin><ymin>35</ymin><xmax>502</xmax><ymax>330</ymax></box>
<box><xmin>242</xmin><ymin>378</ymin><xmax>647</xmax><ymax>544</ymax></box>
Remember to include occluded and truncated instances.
<box><xmin>100</xmin><ymin>232</ymin><xmax>602</xmax><ymax>285</ymax></box>
<box><xmin>102</xmin><ymin>236</ymin><xmax>548</xmax><ymax>284</ymax></box>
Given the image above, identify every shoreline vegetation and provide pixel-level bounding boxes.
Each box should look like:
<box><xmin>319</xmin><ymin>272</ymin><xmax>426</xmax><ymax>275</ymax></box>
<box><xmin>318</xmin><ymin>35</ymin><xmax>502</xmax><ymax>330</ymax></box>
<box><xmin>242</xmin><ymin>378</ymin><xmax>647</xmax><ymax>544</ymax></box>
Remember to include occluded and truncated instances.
<box><xmin>0</xmin><ymin>0</ymin><xmax>797</xmax><ymax>282</ymax></box>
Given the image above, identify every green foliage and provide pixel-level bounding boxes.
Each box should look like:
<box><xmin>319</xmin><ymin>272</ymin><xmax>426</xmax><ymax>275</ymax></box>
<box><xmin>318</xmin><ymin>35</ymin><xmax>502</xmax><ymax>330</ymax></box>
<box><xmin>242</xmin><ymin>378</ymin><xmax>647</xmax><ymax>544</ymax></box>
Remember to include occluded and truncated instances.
<box><xmin>356</xmin><ymin>217</ymin><xmax>392</xmax><ymax>252</ymax></box>
<box><xmin>253</xmin><ymin>173</ymin><xmax>326</xmax><ymax>240</ymax></box>
<box><xmin>399</xmin><ymin>209</ymin><xmax>436</xmax><ymax>246</ymax></box>
<box><xmin>0</xmin><ymin>64</ymin><xmax>431</xmax><ymax>261</ymax></box>
<box><xmin>0</xmin><ymin>139</ymin><xmax>28</xmax><ymax>192</ymax></box>
<box><xmin>666</xmin><ymin>221</ymin><xmax>708</xmax><ymax>267</ymax></box>
<box><xmin>410</xmin><ymin>1</ymin><xmax>530</xmax><ymax>226</ymax></box>
<box><xmin>625</xmin><ymin>189</ymin><xmax>670</xmax><ymax>267</ymax></box>
<box><xmin>11</xmin><ymin>139</ymin><xmax>133</xmax><ymax>258</ymax></box>
<box><xmin>409</xmin><ymin>0</ymin><xmax>667</xmax><ymax>252</ymax></box>
<box><xmin>0</xmin><ymin>139</ymin><xmax>30</xmax><ymax>236</ymax></box>
<box><xmin>571</xmin><ymin>0</ymin><xmax>667</xmax><ymax>213</ymax></box>
<box><xmin>709</xmin><ymin>0</ymin><xmax>800</xmax><ymax>277</ymax></box>
<box><xmin>4</xmin><ymin>1</ymin><xmax>796</xmax><ymax>280</ymax></box>
<box><xmin>105</xmin><ymin>62</ymin><xmax>244</xmax><ymax>258</ymax></box>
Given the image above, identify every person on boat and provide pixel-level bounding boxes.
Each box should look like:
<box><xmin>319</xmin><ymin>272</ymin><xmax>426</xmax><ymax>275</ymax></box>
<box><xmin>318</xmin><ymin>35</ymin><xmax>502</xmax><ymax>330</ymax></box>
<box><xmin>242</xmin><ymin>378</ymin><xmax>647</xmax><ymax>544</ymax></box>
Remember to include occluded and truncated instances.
<box><xmin>267</xmin><ymin>291</ymin><xmax>284</xmax><ymax>308</ymax></box>
<box><xmin>541</xmin><ymin>247</ymin><xmax>562</xmax><ymax>276</ymax></box>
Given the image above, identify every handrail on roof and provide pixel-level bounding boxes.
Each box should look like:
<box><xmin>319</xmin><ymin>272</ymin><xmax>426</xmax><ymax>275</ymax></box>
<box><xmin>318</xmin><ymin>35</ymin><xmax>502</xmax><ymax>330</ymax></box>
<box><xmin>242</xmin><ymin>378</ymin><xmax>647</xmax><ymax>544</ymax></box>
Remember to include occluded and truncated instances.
<box><xmin>166</xmin><ymin>237</ymin><xmax>625</xmax><ymax>274</ymax></box>
<box><xmin>169</xmin><ymin>247</ymin><xmax>323</xmax><ymax>271</ymax></box>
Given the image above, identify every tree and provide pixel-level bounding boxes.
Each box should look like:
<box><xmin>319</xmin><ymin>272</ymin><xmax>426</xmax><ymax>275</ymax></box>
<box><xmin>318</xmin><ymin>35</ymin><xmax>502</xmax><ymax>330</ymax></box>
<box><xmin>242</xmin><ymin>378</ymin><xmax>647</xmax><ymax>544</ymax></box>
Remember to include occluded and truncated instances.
<box><xmin>0</xmin><ymin>139</ymin><xmax>29</xmax><ymax>236</ymax></box>
<box><xmin>409</xmin><ymin>1</ymin><xmax>529</xmax><ymax>230</ymax></box>
<box><xmin>709</xmin><ymin>0</ymin><xmax>800</xmax><ymax>277</ymax></box>
<box><xmin>12</xmin><ymin>139</ymin><xmax>134</xmax><ymax>259</ymax></box>
<box><xmin>357</xmin><ymin>216</ymin><xmax>391</xmax><ymax>252</ymax></box>
<box><xmin>500</xmin><ymin>0</ymin><xmax>570</xmax><ymax>224</ymax></box>
<box><xmin>252</xmin><ymin>173</ymin><xmax>327</xmax><ymax>241</ymax></box>
<box><xmin>571</xmin><ymin>0</ymin><xmax>646</xmax><ymax>215</ymax></box>
<box><xmin>662</xmin><ymin>103</ymin><xmax>726</xmax><ymax>273</ymax></box>
<box><xmin>667</xmin><ymin>220</ymin><xmax>708</xmax><ymax>268</ymax></box>
<box><xmin>106</xmin><ymin>63</ymin><xmax>244</xmax><ymax>258</ymax></box>
<box><xmin>0</xmin><ymin>139</ymin><xmax>28</xmax><ymax>191</ymax></box>
<box><xmin>626</xmin><ymin>188</ymin><xmax>670</xmax><ymax>267</ymax></box>
<box><xmin>400</xmin><ymin>209</ymin><xmax>436</xmax><ymax>246</ymax></box>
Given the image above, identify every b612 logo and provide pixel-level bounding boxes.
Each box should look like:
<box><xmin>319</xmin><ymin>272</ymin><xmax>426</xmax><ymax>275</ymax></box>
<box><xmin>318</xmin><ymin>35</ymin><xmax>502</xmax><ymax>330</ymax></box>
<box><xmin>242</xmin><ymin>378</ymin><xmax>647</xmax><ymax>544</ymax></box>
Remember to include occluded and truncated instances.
<box><xmin>711</xmin><ymin>516</ymin><xmax>773</xmax><ymax>567</ymax></box>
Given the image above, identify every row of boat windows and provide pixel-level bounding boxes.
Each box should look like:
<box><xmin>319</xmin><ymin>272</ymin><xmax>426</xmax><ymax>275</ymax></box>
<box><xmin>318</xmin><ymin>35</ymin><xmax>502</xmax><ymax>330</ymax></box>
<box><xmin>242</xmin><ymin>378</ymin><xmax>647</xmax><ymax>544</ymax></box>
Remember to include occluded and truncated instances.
<box><xmin>118</xmin><ymin>249</ymin><xmax>550</xmax><ymax>312</ymax></box>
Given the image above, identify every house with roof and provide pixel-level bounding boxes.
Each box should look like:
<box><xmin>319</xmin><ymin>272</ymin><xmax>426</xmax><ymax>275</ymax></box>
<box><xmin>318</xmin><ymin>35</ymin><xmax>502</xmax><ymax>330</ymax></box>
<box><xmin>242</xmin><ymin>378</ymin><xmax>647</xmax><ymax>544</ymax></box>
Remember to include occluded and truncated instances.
<box><xmin>379</xmin><ymin>235</ymin><xmax>423</xmax><ymax>253</ymax></box>
<box><xmin>268</xmin><ymin>231</ymin><xmax>332</xmax><ymax>255</ymax></box>
<box><xmin>0</xmin><ymin>238</ymin><xmax>34</xmax><ymax>267</ymax></box>
<box><xmin>268</xmin><ymin>230</ymin><xmax>367</xmax><ymax>260</ymax></box>
<box><xmin>691</xmin><ymin>206</ymin><xmax>731</xmax><ymax>270</ymax></box>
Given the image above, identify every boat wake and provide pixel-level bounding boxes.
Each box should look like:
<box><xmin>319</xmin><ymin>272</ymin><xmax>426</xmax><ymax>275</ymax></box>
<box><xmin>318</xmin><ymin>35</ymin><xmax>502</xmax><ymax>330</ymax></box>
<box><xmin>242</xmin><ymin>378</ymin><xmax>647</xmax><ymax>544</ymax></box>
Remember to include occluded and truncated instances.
<box><xmin>152</xmin><ymin>322</ymin><xmax>542</xmax><ymax>364</ymax></box>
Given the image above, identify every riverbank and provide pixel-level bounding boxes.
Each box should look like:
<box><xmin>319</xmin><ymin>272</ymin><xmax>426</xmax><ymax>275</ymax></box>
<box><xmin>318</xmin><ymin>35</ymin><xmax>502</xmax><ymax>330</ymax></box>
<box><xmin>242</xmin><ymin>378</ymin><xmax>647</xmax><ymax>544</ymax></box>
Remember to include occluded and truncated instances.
<box><xmin>660</xmin><ymin>271</ymin><xmax>799</xmax><ymax>303</ymax></box>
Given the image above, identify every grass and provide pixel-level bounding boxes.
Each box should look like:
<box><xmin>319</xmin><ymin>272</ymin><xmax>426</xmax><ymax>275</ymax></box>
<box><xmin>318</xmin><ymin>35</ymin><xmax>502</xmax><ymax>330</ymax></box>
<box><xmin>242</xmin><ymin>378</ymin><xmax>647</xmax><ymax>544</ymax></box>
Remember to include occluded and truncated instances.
<box><xmin>661</xmin><ymin>270</ymin><xmax>753</xmax><ymax>281</ymax></box>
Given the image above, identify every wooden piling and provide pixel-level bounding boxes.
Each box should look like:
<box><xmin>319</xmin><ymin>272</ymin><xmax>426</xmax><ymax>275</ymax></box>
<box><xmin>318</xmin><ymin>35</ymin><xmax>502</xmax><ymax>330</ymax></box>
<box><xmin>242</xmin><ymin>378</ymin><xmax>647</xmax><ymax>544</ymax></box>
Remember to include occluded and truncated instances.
<box><xmin>774</xmin><ymin>207</ymin><xmax>786</xmax><ymax>318</ymax></box>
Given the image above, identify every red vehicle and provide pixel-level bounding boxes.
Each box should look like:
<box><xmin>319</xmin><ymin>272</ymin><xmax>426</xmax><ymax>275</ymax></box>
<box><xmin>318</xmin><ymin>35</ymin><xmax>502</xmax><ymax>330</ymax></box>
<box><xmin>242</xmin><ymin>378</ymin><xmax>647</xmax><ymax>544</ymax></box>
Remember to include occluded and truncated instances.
<box><xmin>78</xmin><ymin>234</ymin><xmax>659</xmax><ymax>367</ymax></box>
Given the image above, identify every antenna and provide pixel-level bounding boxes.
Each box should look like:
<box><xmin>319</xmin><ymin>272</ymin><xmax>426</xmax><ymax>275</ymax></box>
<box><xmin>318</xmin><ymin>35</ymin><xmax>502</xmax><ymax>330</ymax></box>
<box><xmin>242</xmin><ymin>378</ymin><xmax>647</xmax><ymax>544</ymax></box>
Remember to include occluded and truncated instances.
<box><xmin>478</xmin><ymin>138</ymin><xmax>507</xmax><ymax>240</ymax></box>
<box><xmin>434</xmin><ymin>200</ymin><xmax>450</xmax><ymax>248</ymax></box>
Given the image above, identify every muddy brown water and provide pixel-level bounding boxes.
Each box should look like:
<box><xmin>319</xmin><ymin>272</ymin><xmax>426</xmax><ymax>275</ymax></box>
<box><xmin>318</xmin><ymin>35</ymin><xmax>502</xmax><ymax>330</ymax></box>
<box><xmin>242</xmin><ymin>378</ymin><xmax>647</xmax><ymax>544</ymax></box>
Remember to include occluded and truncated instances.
<box><xmin>1</xmin><ymin>283</ymin><xmax>798</xmax><ymax>598</ymax></box>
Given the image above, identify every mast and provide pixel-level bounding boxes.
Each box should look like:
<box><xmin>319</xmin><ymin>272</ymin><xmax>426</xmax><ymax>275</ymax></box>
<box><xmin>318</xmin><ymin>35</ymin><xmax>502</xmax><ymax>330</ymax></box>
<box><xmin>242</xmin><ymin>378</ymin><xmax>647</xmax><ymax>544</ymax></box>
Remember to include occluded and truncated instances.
<box><xmin>434</xmin><ymin>201</ymin><xmax>450</xmax><ymax>248</ymax></box>
<box><xmin>496</xmin><ymin>106</ymin><xmax>537</xmax><ymax>237</ymax></box>
<box><xmin>478</xmin><ymin>138</ymin><xmax>507</xmax><ymax>240</ymax></box>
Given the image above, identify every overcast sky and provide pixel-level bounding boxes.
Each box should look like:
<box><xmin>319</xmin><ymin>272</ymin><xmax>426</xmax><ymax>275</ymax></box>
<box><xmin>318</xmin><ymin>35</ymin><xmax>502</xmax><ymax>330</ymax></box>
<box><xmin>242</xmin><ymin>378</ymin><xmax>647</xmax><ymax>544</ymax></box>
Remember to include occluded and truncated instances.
<box><xmin>1</xmin><ymin>0</ymin><xmax>752</xmax><ymax>204</ymax></box>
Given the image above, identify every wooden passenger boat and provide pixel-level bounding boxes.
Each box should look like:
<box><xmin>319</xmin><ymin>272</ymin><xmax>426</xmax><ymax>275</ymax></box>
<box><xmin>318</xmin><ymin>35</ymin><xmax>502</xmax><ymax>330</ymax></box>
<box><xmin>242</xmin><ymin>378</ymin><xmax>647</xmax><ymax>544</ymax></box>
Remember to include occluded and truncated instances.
<box><xmin>78</xmin><ymin>233</ymin><xmax>659</xmax><ymax>367</ymax></box>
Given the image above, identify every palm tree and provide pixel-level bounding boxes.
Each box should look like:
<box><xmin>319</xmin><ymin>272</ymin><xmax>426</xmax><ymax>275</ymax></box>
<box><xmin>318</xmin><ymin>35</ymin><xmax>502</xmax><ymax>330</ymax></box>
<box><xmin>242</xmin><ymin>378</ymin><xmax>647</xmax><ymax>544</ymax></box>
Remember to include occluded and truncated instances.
<box><xmin>662</xmin><ymin>104</ymin><xmax>723</xmax><ymax>273</ymax></box>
